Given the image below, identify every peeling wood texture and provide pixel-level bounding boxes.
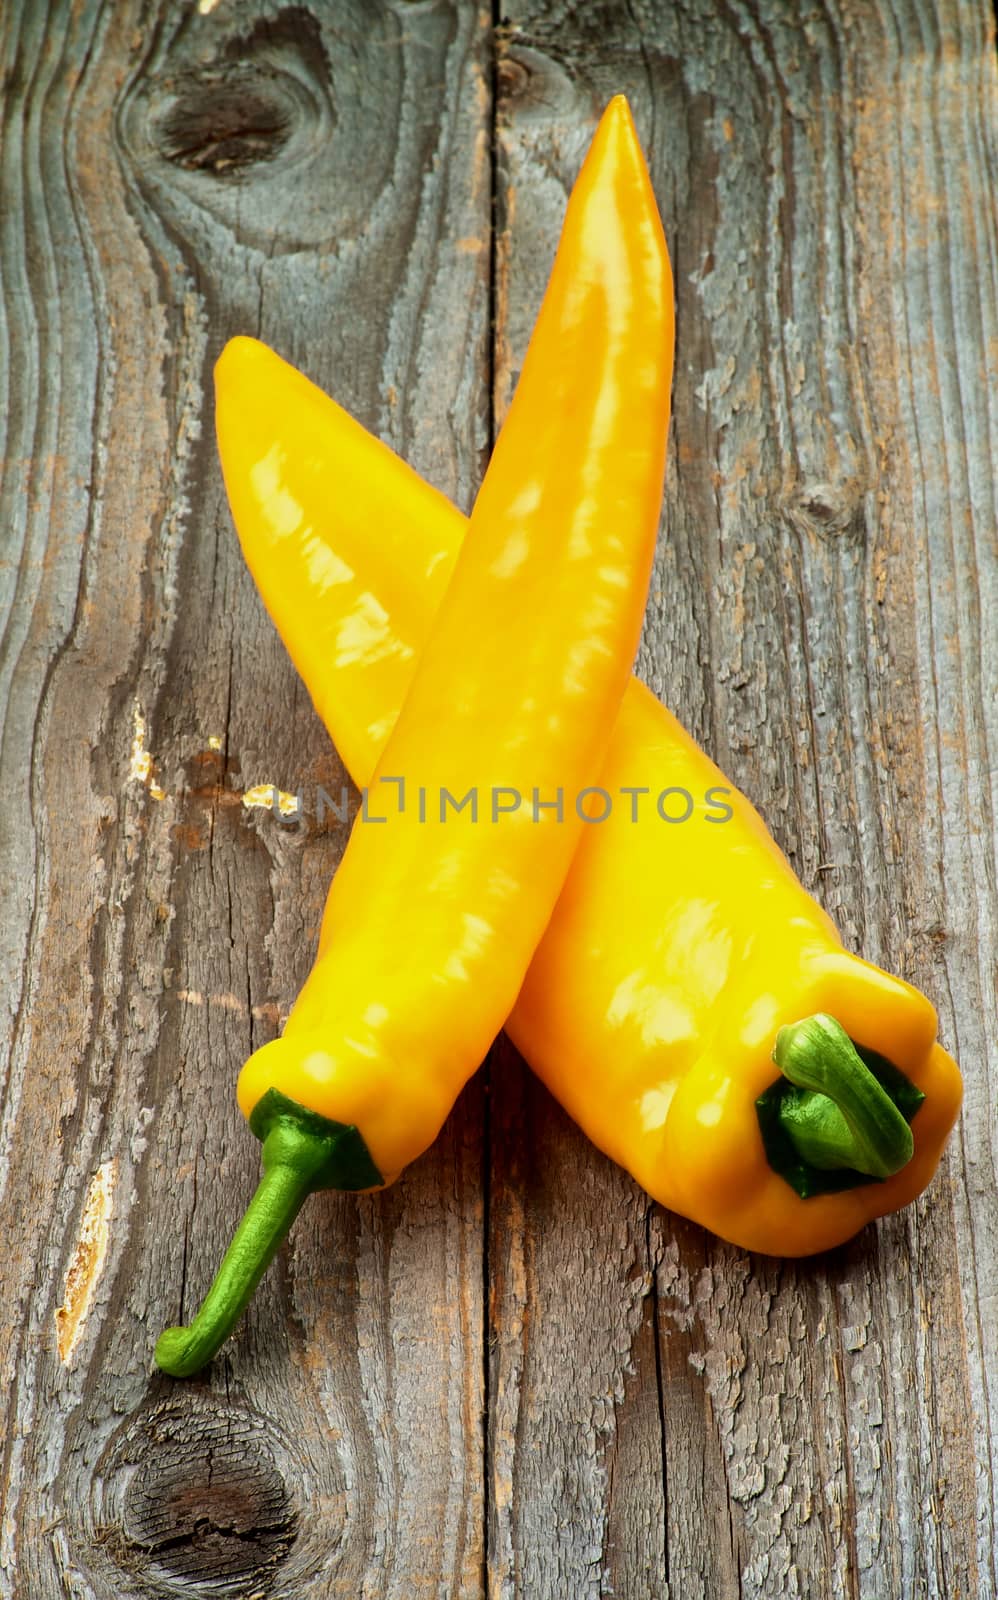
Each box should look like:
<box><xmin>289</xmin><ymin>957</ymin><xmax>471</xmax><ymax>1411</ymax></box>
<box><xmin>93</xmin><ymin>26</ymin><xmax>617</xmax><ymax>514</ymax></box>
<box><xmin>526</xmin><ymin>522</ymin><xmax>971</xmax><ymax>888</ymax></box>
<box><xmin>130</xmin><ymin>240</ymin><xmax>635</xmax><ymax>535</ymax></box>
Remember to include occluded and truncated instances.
<box><xmin>0</xmin><ymin>2</ymin><xmax>995</xmax><ymax>1596</ymax></box>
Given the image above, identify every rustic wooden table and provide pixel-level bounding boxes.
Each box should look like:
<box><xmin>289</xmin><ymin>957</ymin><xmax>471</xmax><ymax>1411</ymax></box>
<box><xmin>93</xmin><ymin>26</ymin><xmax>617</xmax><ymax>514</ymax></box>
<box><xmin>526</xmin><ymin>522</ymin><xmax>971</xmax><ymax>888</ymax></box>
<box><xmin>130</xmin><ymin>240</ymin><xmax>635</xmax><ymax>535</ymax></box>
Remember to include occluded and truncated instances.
<box><xmin>2</xmin><ymin>3</ymin><xmax>995</xmax><ymax>1596</ymax></box>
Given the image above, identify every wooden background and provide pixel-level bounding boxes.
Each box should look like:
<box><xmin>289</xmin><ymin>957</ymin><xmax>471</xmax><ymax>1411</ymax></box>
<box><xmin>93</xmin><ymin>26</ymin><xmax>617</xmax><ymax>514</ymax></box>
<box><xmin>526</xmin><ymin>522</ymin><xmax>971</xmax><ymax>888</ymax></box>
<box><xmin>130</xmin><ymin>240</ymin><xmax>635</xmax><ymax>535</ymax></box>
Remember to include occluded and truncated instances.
<box><xmin>1</xmin><ymin>1</ymin><xmax>995</xmax><ymax>1595</ymax></box>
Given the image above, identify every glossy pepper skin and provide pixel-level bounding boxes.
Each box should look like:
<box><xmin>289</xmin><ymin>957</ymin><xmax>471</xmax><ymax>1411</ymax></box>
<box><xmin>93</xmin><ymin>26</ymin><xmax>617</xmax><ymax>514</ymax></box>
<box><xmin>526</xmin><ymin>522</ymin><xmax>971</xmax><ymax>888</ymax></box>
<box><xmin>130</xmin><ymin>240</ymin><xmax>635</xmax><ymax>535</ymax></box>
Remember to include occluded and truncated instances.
<box><xmin>215</xmin><ymin>349</ymin><xmax>962</xmax><ymax>1253</ymax></box>
<box><xmin>156</xmin><ymin>96</ymin><xmax>673</xmax><ymax>1375</ymax></box>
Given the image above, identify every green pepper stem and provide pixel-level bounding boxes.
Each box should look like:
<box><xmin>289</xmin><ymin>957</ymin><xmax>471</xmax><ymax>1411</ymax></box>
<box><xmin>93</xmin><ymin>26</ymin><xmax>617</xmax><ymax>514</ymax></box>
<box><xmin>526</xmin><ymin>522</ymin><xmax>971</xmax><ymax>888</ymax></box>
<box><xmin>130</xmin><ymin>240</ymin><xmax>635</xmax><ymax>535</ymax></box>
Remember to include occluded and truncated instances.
<box><xmin>772</xmin><ymin>1013</ymin><xmax>914</xmax><ymax>1179</ymax></box>
<box><xmin>155</xmin><ymin>1121</ymin><xmax>330</xmax><ymax>1378</ymax></box>
<box><xmin>155</xmin><ymin>1093</ymin><xmax>382</xmax><ymax>1378</ymax></box>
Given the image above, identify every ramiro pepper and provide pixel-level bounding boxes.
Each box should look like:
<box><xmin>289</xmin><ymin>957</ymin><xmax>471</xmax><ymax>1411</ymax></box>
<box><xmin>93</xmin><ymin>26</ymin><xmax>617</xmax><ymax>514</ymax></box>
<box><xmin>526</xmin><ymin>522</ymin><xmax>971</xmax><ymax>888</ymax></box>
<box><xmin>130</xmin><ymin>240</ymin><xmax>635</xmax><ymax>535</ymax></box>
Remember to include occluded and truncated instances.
<box><xmin>213</xmin><ymin>319</ymin><xmax>962</xmax><ymax>1254</ymax></box>
<box><xmin>155</xmin><ymin>95</ymin><xmax>673</xmax><ymax>1376</ymax></box>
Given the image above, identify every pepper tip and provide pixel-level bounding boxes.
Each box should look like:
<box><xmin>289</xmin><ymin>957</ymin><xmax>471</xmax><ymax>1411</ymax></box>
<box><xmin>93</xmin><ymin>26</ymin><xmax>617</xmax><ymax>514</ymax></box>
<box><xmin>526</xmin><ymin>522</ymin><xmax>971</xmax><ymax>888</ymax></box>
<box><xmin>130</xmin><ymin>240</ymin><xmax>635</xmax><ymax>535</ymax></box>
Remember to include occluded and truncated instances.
<box><xmin>600</xmin><ymin>93</ymin><xmax>636</xmax><ymax>136</ymax></box>
<box><xmin>215</xmin><ymin>333</ymin><xmax>277</xmax><ymax>395</ymax></box>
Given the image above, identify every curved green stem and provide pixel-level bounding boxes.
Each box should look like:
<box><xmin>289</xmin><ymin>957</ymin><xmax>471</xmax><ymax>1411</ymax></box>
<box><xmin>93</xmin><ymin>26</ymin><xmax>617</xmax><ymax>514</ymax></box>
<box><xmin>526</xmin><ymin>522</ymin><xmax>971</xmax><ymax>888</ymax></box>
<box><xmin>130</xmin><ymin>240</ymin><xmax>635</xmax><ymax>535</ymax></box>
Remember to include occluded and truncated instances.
<box><xmin>155</xmin><ymin>1093</ymin><xmax>382</xmax><ymax>1378</ymax></box>
<box><xmin>155</xmin><ymin>1143</ymin><xmax>316</xmax><ymax>1378</ymax></box>
<box><xmin>772</xmin><ymin>1013</ymin><xmax>914</xmax><ymax>1179</ymax></box>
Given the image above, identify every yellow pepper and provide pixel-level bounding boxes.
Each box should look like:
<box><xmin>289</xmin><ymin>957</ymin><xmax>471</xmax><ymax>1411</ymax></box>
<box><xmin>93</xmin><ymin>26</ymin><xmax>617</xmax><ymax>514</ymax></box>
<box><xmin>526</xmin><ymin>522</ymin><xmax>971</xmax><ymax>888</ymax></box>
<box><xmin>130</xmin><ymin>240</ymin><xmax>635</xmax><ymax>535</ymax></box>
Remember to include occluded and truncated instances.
<box><xmin>213</xmin><ymin>350</ymin><xmax>962</xmax><ymax>1257</ymax></box>
<box><xmin>155</xmin><ymin>96</ymin><xmax>674</xmax><ymax>1376</ymax></box>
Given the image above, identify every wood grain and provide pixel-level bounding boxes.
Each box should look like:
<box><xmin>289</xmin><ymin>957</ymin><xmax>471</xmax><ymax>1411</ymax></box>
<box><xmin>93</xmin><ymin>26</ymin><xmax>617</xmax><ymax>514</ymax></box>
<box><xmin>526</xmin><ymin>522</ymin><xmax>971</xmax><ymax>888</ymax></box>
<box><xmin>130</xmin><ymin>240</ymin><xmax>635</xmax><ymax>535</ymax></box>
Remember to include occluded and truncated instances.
<box><xmin>1</xmin><ymin>1</ymin><xmax>995</xmax><ymax>1597</ymax></box>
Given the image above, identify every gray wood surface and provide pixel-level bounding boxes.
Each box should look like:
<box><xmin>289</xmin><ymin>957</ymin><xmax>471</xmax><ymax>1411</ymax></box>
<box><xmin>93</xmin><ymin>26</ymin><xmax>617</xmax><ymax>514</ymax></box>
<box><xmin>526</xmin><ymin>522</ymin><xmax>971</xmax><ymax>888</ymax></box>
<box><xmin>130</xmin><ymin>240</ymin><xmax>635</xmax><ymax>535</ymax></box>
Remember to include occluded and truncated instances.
<box><xmin>0</xmin><ymin>1</ymin><xmax>994</xmax><ymax>1596</ymax></box>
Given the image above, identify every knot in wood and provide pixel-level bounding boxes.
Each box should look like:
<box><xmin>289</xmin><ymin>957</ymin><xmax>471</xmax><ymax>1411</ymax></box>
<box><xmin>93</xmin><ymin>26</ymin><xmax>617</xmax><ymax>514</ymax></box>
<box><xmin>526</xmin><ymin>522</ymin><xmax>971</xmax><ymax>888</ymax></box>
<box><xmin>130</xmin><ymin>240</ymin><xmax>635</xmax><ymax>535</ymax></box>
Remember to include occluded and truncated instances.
<box><xmin>124</xmin><ymin>9</ymin><xmax>331</xmax><ymax>184</ymax></box>
<box><xmin>100</xmin><ymin>1399</ymin><xmax>298</xmax><ymax>1596</ymax></box>
<box><xmin>497</xmin><ymin>50</ymin><xmax>532</xmax><ymax>107</ymax></box>
<box><xmin>158</xmin><ymin>74</ymin><xmax>294</xmax><ymax>176</ymax></box>
<box><xmin>787</xmin><ymin>481</ymin><xmax>868</xmax><ymax>545</ymax></box>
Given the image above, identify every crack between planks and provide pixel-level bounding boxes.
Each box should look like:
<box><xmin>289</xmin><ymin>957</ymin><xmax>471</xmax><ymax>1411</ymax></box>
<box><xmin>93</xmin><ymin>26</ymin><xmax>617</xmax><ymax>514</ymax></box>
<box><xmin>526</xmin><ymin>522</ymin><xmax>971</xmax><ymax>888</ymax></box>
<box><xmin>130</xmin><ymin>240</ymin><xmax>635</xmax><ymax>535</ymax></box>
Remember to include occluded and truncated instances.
<box><xmin>646</xmin><ymin>1206</ymin><xmax>670</xmax><ymax>1591</ymax></box>
<box><xmin>482</xmin><ymin>10</ymin><xmax>503</xmax><ymax>1594</ymax></box>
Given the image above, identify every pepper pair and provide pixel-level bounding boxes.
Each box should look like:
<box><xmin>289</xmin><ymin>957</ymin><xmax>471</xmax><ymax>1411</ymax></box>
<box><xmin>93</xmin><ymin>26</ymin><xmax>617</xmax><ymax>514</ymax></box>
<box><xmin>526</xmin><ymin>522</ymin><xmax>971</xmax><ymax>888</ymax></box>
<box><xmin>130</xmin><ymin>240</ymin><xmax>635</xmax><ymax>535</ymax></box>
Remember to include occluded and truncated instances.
<box><xmin>156</xmin><ymin>96</ymin><xmax>961</xmax><ymax>1378</ymax></box>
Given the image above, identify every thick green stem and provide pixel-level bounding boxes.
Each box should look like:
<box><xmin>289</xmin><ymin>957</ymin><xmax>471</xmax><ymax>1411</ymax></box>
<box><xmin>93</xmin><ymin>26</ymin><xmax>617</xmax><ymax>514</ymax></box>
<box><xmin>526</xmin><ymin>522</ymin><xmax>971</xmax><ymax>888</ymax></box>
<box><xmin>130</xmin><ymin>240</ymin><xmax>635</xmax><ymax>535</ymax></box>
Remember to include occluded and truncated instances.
<box><xmin>772</xmin><ymin>1013</ymin><xmax>914</xmax><ymax>1179</ymax></box>
<box><xmin>155</xmin><ymin>1144</ymin><xmax>315</xmax><ymax>1378</ymax></box>
<box><xmin>155</xmin><ymin>1093</ymin><xmax>382</xmax><ymax>1378</ymax></box>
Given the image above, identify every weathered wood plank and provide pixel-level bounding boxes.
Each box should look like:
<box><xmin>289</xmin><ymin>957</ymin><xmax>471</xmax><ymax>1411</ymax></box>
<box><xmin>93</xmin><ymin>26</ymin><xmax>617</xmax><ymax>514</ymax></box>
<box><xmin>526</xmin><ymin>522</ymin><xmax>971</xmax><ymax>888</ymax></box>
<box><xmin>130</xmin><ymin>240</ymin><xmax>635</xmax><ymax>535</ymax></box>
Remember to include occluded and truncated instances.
<box><xmin>487</xmin><ymin>3</ymin><xmax>996</xmax><ymax>1596</ymax></box>
<box><xmin>1</xmin><ymin>2</ymin><xmax>490</xmax><ymax>1595</ymax></box>
<box><xmin>2</xmin><ymin>2</ymin><xmax>996</xmax><ymax>1598</ymax></box>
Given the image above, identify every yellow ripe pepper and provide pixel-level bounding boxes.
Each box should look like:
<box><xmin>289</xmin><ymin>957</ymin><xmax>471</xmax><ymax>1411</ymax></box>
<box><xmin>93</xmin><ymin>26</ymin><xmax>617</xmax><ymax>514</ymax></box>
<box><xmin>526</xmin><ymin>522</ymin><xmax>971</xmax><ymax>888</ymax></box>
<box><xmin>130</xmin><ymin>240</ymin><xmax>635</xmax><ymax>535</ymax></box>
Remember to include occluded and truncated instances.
<box><xmin>155</xmin><ymin>96</ymin><xmax>674</xmax><ymax>1376</ymax></box>
<box><xmin>213</xmin><ymin>353</ymin><xmax>962</xmax><ymax>1257</ymax></box>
